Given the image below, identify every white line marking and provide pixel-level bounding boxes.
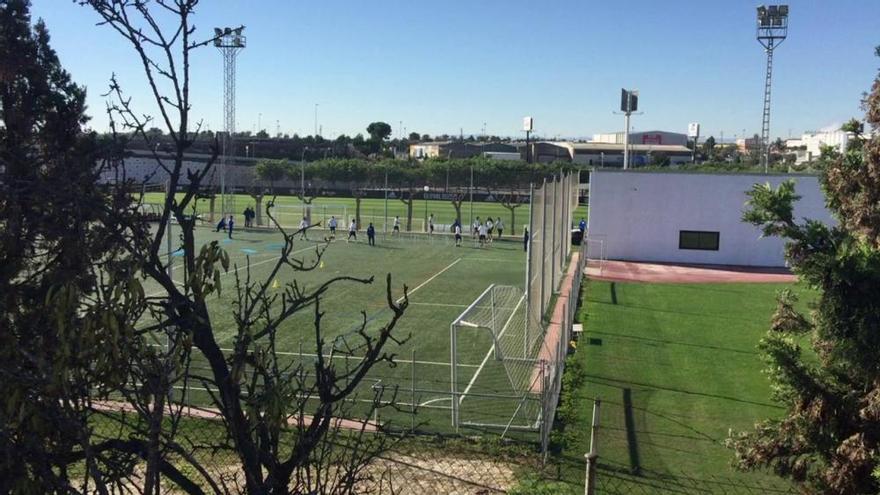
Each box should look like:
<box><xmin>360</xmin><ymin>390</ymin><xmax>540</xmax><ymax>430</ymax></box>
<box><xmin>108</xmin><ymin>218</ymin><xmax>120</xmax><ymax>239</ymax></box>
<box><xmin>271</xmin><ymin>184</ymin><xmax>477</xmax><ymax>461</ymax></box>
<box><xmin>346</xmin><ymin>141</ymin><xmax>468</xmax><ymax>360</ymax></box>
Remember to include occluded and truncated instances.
<box><xmin>147</xmin><ymin>244</ymin><xmax>318</xmax><ymax>298</ymax></box>
<box><xmin>210</xmin><ymin>347</ymin><xmax>480</xmax><ymax>368</ymax></box>
<box><xmin>409</xmin><ymin>302</ymin><xmax>469</xmax><ymax>308</ymax></box>
<box><xmin>419</xmin><ymin>397</ymin><xmax>452</xmax><ymax>407</ymax></box>
<box><xmin>458</xmin><ymin>294</ymin><xmax>525</xmax><ymax>404</ymax></box>
<box><xmin>396</xmin><ymin>257</ymin><xmax>461</xmax><ymax>304</ymax></box>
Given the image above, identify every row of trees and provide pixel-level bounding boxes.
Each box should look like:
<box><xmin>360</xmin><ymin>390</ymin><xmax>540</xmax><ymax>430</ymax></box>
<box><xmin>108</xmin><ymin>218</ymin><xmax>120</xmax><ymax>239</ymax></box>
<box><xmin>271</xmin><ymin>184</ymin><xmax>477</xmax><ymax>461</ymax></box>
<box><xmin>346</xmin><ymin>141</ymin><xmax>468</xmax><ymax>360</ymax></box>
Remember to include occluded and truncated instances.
<box><xmin>249</xmin><ymin>157</ymin><xmax>573</xmax><ymax>232</ymax></box>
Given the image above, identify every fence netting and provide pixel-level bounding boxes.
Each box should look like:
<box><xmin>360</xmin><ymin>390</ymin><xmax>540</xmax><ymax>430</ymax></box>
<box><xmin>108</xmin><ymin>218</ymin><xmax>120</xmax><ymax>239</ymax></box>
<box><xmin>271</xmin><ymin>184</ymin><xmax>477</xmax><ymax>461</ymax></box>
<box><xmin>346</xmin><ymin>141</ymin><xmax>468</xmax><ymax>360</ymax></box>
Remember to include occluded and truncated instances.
<box><xmin>450</xmin><ymin>171</ymin><xmax>582</xmax><ymax>453</ymax></box>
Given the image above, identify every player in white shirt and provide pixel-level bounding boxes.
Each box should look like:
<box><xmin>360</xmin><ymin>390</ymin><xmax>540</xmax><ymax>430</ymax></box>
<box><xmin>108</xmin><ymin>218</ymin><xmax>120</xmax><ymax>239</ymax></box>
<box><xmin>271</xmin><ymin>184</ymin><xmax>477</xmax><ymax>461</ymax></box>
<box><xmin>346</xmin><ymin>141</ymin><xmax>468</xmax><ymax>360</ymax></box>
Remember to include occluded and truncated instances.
<box><xmin>392</xmin><ymin>216</ymin><xmax>401</xmax><ymax>235</ymax></box>
<box><xmin>347</xmin><ymin>219</ymin><xmax>358</xmax><ymax>242</ymax></box>
<box><xmin>472</xmin><ymin>217</ymin><xmax>481</xmax><ymax>238</ymax></box>
<box><xmin>328</xmin><ymin>216</ymin><xmax>338</xmax><ymax>239</ymax></box>
<box><xmin>486</xmin><ymin>217</ymin><xmax>495</xmax><ymax>242</ymax></box>
<box><xmin>428</xmin><ymin>214</ymin><xmax>435</xmax><ymax>234</ymax></box>
<box><xmin>495</xmin><ymin>217</ymin><xmax>504</xmax><ymax>238</ymax></box>
<box><xmin>478</xmin><ymin>223</ymin><xmax>488</xmax><ymax>248</ymax></box>
<box><xmin>453</xmin><ymin>223</ymin><xmax>462</xmax><ymax>247</ymax></box>
<box><xmin>299</xmin><ymin>217</ymin><xmax>309</xmax><ymax>240</ymax></box>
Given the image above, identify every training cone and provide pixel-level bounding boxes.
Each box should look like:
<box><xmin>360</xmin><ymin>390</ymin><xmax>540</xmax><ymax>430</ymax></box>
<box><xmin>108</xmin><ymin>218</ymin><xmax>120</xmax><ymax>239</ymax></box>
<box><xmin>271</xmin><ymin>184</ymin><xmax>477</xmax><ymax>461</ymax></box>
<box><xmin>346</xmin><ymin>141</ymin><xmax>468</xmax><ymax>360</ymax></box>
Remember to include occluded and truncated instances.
<box><xmin>272</xmin><ymin>279</ymin><xmax>280</xmax><ymax>289</ymax></box>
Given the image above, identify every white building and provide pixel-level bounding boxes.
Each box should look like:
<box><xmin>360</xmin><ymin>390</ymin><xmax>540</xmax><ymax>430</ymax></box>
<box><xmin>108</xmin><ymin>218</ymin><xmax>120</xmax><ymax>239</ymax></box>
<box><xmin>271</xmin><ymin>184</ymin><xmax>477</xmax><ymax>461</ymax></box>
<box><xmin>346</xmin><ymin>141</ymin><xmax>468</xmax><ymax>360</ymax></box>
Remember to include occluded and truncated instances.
<box><xmin>592</xmin><ymin>130</ymin><xmax>688</xmax><ymax>147</ymax></box>
<box><xmin>785</xmin><ymin>130</ymin><xmax>852</xmax><ymax>164</ymax></box>
<box><xmin>587</xmin><ymin>170</ymin><xmax>833</xmax><ymax>267</ymax></box>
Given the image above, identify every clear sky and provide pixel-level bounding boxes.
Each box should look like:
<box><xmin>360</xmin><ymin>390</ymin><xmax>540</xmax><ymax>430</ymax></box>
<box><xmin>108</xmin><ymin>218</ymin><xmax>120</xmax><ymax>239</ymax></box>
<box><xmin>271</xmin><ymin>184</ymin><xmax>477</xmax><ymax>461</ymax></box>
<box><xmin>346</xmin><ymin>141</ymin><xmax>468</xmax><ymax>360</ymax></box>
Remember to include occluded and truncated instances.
<box><xmin>31</xmin><ymin>0</ymin><xmax>880</xmax><ymax>141</ymax></box>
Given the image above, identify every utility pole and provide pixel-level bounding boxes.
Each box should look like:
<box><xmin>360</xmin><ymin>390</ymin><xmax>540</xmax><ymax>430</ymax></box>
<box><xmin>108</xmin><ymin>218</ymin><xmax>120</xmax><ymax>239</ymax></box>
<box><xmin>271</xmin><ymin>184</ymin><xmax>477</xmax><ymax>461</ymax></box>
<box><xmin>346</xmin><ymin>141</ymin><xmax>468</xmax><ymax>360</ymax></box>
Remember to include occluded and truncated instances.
<box><xmin>314</xmin><ymin>103</ymin><xmax>319</xmax><ymax>137</ymax></box>
<box><xmin>755</xmin><ymin>5</ymin><xmax>789</xmax><ymax>172</ymax></box>
<box><xmin>523</xmin><ymin>117</ymin><xmax>534</xmax><ymax>164</ymax></box>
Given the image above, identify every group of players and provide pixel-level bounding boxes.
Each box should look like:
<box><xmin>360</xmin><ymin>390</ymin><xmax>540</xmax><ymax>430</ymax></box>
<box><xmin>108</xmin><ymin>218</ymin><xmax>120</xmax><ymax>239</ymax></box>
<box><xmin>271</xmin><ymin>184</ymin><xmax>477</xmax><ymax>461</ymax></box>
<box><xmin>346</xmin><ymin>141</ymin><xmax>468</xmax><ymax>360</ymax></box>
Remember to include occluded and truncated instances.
<box><xmin>292</xmin><ymin>213</ymin><xmax>506</xmax><ymax>249</ymax></box>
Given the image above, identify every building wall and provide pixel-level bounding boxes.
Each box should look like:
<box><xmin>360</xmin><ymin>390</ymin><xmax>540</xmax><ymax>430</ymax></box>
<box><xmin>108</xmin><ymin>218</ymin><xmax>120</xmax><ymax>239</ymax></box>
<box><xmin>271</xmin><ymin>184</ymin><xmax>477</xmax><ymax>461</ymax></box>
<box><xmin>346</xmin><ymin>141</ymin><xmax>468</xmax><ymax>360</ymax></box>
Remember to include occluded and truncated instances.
<box><xmin>587</xmin><ymin>170</ymin><xmax>833</xmax><ymax>267</ymax></box>
<box><xmin>591</xmin><ymin>131</ymin><xmax>688</xmax><ymax>146</ymax></box>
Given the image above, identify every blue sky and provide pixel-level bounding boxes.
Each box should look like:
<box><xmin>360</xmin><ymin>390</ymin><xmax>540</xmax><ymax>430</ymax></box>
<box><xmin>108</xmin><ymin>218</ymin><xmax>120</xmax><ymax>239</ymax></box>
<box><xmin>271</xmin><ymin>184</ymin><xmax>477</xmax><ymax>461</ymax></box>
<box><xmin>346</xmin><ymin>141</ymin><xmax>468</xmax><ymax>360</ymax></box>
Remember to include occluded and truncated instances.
<box><xmin>31</xmin><ymin>0</ymin><xmax>880</xmax><ymax>141</ymax></box>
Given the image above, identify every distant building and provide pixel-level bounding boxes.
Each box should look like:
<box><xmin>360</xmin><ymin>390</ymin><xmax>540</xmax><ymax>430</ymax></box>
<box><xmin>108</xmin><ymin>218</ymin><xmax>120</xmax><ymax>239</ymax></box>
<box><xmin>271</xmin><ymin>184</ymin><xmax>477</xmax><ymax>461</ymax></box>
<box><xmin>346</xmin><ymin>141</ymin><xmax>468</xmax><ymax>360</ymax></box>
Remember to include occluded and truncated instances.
<box><xmin>736</xmin><ymin>137</ymin><xmax>762</xmax><ymax>152</ymax></box>
<box><xmin>521</xmin><ymin>141</ymin><xmax>692</xmax><ymax>166</ymax></box>
<box><xmin>591</xmin><ymin>130</ymin><xmax>688</xmax><ymax>147</ymax></box>
<box><xmin>409</xmin><ymin>141</ymin><xmax>516</xmax><ymax>159</ymax></box>
<box><xmin>785</xmin><ymin>130</ymin><xmax>852</xmax><ymax>164</ymax></box>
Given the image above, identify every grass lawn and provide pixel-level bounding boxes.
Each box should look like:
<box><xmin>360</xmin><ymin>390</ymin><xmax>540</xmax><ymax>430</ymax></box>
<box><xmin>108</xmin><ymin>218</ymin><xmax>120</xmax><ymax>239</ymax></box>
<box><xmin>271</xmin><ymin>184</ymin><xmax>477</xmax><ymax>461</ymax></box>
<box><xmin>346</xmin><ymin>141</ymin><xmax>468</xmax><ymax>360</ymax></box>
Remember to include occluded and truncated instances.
<box><xmin>143</xmin><ymin>192</ymin><xmax>588</xmax><ymax>233</ymax></box>
<box><xmin>547</xmin><ymin>279</ymin><xmax>812</xmax><ymax>494</ymax></box>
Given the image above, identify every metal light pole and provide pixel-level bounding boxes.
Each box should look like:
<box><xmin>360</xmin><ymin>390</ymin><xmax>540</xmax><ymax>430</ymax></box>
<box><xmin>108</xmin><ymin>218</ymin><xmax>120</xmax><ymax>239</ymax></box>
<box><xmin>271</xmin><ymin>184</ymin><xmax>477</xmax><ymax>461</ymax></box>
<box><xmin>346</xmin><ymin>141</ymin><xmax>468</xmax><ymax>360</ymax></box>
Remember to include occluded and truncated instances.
<box><xmin>214</xmin><ymin>26</ymin><xmax>246</xmax><ymax>216</ymax></box>
<box><xmin>756</xmin><ymin>5</ymin><xmax>789</xmax><ymax>172</ymax></box>
<box><xmin>619</xmin><ymin>89</ymin><xmax>639</xmax><ymax>170</ymax></box>
<box><xmin>314</xmin><ymin>103</ymin><xmax>319</xmax><ymax>137</ymax></box>
<box><xmin>423</xmin><ymin>185</ymin><xmax>430</xmax><ymax>232</ymax></box>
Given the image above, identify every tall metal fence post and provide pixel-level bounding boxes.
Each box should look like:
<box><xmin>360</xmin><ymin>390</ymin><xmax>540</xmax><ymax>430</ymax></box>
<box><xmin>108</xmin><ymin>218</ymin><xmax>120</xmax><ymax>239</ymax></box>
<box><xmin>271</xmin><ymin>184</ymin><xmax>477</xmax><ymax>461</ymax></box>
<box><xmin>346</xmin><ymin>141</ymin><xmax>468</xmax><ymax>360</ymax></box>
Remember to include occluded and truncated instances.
<box><xmin>411</xmin><ymin>348</ymin><xmax>416</xmax><ymax>433</ymax></box>
<box><xmin>539</xmin><ymin>179</ymin><xmax>548</xmax><ymax>318</ymax></box>
<box><xmin>550</xmin><ymin>175</ymin><xmax>558</xmax><ymax>292</ymax></box>
<box><xmin>524</xmin><ymin>183</ymin><xmax>535</xmax><ymax>358</ymax></box>
<box><xmin>450</xmin><ymin>321</ymin><xmax>459</xmax><ymax>430</ymax></box>
<box><xmin>585</xmin><ymin>397</ymin><xmax>601</xmax><ymax>495</ymax></box>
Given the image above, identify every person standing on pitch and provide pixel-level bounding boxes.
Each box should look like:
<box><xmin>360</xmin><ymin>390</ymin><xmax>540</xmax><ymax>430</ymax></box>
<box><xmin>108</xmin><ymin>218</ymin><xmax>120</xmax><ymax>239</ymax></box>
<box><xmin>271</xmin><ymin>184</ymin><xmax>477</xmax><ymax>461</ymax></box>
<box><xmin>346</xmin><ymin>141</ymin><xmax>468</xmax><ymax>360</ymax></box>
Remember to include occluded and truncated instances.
<box><xmin>486</xmin><ymin>217</ymin><xmax>495</xmax><ymax>242</ymax></box>
<box><xmin>478</xmin><ymin>221</ymin><xmax>488</xmax><ymax>248</ymax></box>
<box><xmin>328</xmin><ymin>215</ymin><xmax>338</xmax><ymax>239</ymax></box>
<box><xmin>347</xmin><ymin>219</ymin><xmax>357</xmax><ymax>242</ymax></box>
<box><xmin>299</xmin><ymin>216</ymin><xmax>309</xmax><ymax>240</ymax></box>
<box><xmin>579</xmin><ymin>217</ymin><xmax>587</xmax><ymax>234</ymax></box>
<box><xmin>392</xmin><ymin>216</ymin><xmax>401</xmax><ymax>235</ymax></box>
<box><xmin>523</xmin><ymin>227</ymin><xmax>529</xmax><ymax>252</ymax></box>
<box><xmin>473</xmin><ymin>217</ymin><xmax>481</xmax><ymax>238</ymax></box>
<box><xmin>227</xmin><ymin>215</ymin><xmax>234</xmax><ymax>239</ymax></box>
<box><xmin>454</xmin><ymin>222</ymin><xmax>462</xmax><ymax>247</ymax></box>
<box><xmin>215</xmin><ymin>215</ymin><xmax>227</xmax><ymax>233</ymax></box>
<box><xmin>428</xmin><ymin>214</ymin><xmax>435</xmax><ymax>235</ymax></box>
<box><xmin>495</xmin><ymin>217</ymin><xmax>504</xmax><ymax>238</ymax></box>
<box><xmin>367</xmin><ymin>222</ymin><xmax>376</xmax><ymax>246</ymax></box>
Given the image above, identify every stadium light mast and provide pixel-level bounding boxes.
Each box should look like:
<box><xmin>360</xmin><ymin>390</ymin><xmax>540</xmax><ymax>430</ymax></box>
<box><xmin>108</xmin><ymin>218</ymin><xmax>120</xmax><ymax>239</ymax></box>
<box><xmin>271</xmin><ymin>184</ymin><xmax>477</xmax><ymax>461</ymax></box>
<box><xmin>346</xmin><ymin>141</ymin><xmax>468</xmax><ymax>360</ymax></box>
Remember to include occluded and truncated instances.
<box><xmin>755</xmin><ymin>5</ymin><xmax>788</xmax><ymax>172</ymax></box>
<box><xmin>619</xmin><ymin>89</ymin><xmax>639</xmax><ymax>170</ymax></box>
<box><xmin>215</xmin><ymin>26</ymin><xmax>246</xmax><ymax>215</ymax></box>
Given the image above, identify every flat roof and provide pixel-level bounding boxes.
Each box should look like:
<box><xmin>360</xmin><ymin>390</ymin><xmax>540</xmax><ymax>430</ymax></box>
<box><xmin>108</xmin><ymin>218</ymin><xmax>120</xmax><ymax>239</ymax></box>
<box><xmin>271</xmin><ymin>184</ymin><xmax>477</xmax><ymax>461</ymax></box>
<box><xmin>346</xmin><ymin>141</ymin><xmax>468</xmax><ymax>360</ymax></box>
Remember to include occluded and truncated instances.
<box><xmin>565</xmin><ymin>142</ymin><xmax>692</xmax><ymax>153</ymax></box>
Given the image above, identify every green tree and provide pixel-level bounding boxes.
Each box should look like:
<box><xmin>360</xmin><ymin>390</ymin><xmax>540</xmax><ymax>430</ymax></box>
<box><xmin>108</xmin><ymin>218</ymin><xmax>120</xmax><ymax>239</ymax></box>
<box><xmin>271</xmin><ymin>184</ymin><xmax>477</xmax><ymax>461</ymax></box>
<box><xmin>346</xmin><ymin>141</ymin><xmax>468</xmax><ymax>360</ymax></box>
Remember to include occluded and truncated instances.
<box><xmin>366</xmin><ymin>121</ymin><xmax>392</xmax><ymax>142</ymax></box>
<box><xmin>731</xmin><ymin>49</ymin><xmax>880</xmax><ymax>494</ymax></box>
<box><xmin>251</xmin><ymin>159</ymin><xmax>290</xmax><ymax>226</ymax></box>
<box><xmin>256</xmin><ymin>128</ymin><xmax>269</xmax><ymax>138</ymax></box>
<box><xmin>408</xmin><ymin>131</ymin><xmax>421</xmax><ymax>141</ymax></box>
<box><xmin>0</xmin><ymin>2</ymin><xmax>142</xmax><ymax>490</ymax></box>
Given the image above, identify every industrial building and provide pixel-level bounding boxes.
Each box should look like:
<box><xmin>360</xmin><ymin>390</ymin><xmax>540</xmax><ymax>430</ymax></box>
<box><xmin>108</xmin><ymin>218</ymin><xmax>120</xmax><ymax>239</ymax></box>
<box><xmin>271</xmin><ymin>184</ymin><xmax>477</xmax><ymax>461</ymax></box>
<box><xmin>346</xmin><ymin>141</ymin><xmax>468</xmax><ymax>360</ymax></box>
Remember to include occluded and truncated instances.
<box><xmin>785</xmin><ymin>129</ymin><xmax>853</xmax><ymax>164</ymax></box>
<box><xmin>527</xmin><ymin>142</ymin><xmax>692</xmax><ymax>166</ymax></box>
<box><xmin>408</xmin><ymin>141</ymin><xmax>517</xmax><ymax>159</ymax></box>
<box><xmin>587</xmin><ymin>169</ymin><xmax>833</xmax><ymax>267</ymax></box>
<box><xmin>591</xmin><ymin>130</ymin><xmax>689</xmax><ymax>147</ymax></box>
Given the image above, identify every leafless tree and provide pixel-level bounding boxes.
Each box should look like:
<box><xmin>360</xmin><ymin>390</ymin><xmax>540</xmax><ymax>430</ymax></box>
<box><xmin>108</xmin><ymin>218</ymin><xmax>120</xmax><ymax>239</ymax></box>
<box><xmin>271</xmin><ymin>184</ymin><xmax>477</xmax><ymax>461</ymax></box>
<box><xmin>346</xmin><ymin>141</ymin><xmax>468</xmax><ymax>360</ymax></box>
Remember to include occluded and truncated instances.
<box><xmin>70</xmin><ymin>1</ymin><xmax>411</xmax><ymax>493</ymax></box>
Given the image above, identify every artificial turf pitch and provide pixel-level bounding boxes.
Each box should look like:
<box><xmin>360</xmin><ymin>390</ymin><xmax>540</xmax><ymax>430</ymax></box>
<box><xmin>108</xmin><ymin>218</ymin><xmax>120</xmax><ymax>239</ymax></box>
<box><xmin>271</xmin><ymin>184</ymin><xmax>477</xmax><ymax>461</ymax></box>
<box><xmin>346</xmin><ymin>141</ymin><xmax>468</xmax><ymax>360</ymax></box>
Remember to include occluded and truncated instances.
<box><xmin>144</xmin><ymin>224</ymin><xmax>533</xmax><ymax>434</ymax></box>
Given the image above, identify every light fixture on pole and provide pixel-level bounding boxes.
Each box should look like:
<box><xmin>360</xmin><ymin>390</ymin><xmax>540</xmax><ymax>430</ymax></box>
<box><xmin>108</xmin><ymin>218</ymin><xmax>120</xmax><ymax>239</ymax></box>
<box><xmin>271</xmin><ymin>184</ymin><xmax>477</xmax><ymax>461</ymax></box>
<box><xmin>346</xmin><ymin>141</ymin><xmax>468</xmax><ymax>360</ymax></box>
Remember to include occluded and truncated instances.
<box><xmin>619</xmin><ymin>89</ymin><xmax>639</xmax><ymax>170</ymax></box>
<box><xmin>423</xmin><ymin>185</ymin><xmax>430</xmax><ymax>232</ymax></box>
<box><xmin>523</xmin><ymin>117</ymin><xmax>534</xmax><ymax>164</ymax></box>
<box><xmin>214</xmin><ymin>26</ymin><xmax>246</xmax><ymax>216</ymax></box>
<box><xmin>755</xmin><ymin>4</ymin><xmax>789</xmax><ymax>172</ymax></box>
<box><xmin>688</xmin><ymin>123</ymin><xmax>700</xmax><ymax>163</ymax></box>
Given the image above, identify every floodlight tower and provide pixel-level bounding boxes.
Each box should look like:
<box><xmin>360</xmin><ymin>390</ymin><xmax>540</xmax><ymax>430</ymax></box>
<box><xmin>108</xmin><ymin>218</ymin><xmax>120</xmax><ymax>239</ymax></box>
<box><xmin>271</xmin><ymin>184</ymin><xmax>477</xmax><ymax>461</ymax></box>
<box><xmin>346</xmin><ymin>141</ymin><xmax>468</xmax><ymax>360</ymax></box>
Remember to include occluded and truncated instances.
<box><xmin>619</xmin><ymin>89</ymin><xmax>639</xmax><ymax>170</ymax></box>
<box><xmin>214</xmin><ymin>26</ymin><xmax>246</xmax><ymax>215</ymax></box>
<box><xmin>755</xmin><ymin>5</ymin><xmax>788</xmax><ymax>172</ymax></box>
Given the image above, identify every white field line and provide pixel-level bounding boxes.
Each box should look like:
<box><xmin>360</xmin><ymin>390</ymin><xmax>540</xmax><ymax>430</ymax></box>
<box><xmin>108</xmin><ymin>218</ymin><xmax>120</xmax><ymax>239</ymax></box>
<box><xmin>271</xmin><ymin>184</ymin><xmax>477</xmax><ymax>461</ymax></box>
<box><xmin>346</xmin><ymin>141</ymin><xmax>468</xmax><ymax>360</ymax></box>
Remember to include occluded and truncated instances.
<box><xmin>147</xmin><ymin>244</ymin><xmax>318</xmax><ymax>298</ymax></box>
<box><xmin>409</xmin><ymin>302</ymin><xmax>469</xmax><ymax>308</ymax></box>
<box><xmin>458</xmin><ymin>294</ymin><xmax>526</xmax><ymax>405</ymax></box>
<box><xmin>459</xmin><ymin>258</ymin><xmax>522</xmax><ymax>263</ymax></box>
<box><xmin>395</xmin><ymin>257</ymin><xmax>461</xmax><ymax>304</ymax></box>
<box><xmin>212</xmin><ymin>347</ymin><xmax>480</xmax><ymax>368</ymax></box>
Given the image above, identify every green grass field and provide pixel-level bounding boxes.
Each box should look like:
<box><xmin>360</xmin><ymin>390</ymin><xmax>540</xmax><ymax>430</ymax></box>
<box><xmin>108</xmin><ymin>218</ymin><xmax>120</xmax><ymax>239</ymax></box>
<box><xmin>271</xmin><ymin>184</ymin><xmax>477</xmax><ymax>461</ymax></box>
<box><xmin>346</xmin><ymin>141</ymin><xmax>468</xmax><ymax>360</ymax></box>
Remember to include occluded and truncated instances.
<box><xmin>143</xmin><ymin>192</ymin><xmax>588</xmax><ymax>234</ymax></box>
<box><xmin>145</xmin><ymin>224</ymin><xmax>540</xmax><ymax>435</ymax></box>
<box><xmin>549</xmin><ymin>280</ymin><xmax>811</xmax><ymax>494</ymax></box>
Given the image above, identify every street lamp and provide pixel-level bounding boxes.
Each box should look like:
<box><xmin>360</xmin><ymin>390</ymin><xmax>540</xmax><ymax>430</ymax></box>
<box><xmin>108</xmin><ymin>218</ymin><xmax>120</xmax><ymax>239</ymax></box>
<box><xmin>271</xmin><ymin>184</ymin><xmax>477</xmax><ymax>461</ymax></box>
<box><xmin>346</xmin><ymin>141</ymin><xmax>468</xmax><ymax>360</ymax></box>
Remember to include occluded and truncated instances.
<box><xmin>423</xmin><ymin>185</ymin><xmax>430</xmax><ymax>232</ymax></box>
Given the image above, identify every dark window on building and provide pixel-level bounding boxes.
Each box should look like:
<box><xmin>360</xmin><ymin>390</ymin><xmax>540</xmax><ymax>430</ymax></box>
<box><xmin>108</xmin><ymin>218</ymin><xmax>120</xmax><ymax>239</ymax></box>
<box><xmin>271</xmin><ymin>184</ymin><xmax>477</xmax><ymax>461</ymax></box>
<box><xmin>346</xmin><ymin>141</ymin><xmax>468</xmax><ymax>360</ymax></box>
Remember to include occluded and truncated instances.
<box><xmin>679</xmin><ymin>230</ymin><xmax>719</xmax><ymax>251</ymax></box>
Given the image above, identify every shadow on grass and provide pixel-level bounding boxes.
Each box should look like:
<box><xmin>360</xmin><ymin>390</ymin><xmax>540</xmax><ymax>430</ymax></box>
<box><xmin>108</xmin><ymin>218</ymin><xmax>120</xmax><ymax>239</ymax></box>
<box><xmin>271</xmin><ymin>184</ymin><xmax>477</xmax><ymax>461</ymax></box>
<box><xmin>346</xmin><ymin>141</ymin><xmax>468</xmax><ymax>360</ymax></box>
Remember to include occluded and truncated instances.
<box><xmin>586</xmin><ymin>329</ymin><xmax>759</xmax><ymax>356</ymax></box>
<box><xmin>585</xmin><ymin>374</ymin><xmax>783</xmax><ymax>410</ymax></box>
<box><xmin>595</xmin><ymin>461</ymin><xmax>796</xmax><ymax>495</ymax></box>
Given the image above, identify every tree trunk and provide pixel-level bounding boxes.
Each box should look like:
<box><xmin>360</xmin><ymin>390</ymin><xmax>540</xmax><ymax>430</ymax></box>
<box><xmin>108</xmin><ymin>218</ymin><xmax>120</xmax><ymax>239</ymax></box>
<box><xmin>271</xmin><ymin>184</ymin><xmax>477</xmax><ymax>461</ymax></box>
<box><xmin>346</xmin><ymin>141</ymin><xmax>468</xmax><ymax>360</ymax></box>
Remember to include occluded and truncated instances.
<box><xmin>451</xmin><ymin>196</ymin><xmax>463</xmax><ymax>224</ymax></box>
<box><xmin>254</xmin><ymin>195</ymin><xmax>263</xmax><ymax>226</ymax></box>
<box><xmin>355</xmin><ymin>196</ymin><xmax>362</xmax><ymax>229</ymax></box>
<box><xmin>405</xmin><ymin>194</ymin><xmax>413</xmax><ymax>231</ymax></box>
<box><xmin>509</xmin><ymin>206</ymin><xmax>516</xmax><ymax>236</ymax></box>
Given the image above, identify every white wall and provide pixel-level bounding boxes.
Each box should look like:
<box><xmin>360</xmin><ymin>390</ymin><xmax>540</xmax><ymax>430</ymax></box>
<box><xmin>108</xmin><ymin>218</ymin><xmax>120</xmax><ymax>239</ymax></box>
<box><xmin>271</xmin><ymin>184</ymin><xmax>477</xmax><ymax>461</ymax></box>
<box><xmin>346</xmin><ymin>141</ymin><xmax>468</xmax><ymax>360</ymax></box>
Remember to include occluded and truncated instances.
<box><xmin>587</xmin><ymin>170</ymin><xmax>833</xmax><ymax>267</ymax></box>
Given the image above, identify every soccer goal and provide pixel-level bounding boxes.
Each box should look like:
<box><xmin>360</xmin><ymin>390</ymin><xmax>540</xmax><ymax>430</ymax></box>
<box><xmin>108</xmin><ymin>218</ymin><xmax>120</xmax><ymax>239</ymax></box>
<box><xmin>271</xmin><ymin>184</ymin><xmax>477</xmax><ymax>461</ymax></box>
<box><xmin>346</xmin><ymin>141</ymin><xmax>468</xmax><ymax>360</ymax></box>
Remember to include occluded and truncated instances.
<box><xmin>269</xmin><ymin>203</ymin><xmax>348</xmax><ymax>231</ymax></box>
<box><xmin>450</xmin><ymin>284</ymin><xmax>547</xmax><ymax>436</ymax></box>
